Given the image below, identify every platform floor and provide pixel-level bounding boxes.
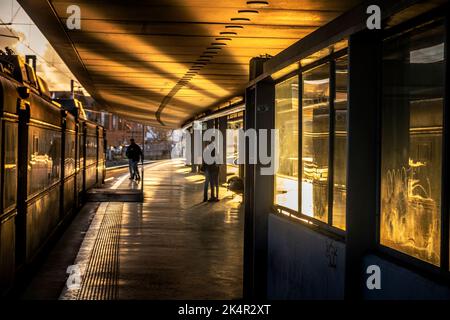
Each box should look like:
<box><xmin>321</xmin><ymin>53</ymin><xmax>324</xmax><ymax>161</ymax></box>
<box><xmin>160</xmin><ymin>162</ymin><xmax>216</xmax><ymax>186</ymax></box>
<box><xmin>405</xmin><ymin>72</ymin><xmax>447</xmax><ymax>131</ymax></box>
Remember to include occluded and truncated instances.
<box><xmin>22</xmin><ymin>159</ymin><xmax>244</xmax><ymax>300</ymax></box>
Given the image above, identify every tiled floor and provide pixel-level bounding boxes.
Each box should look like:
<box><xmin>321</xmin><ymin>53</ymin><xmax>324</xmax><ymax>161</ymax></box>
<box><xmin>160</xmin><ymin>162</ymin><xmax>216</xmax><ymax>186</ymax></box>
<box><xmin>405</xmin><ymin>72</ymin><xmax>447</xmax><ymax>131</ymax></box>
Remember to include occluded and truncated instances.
<box><xmin>64</xmin><ymin>159</ymin><xmax>244</xmax><ymax>300</ymax></box>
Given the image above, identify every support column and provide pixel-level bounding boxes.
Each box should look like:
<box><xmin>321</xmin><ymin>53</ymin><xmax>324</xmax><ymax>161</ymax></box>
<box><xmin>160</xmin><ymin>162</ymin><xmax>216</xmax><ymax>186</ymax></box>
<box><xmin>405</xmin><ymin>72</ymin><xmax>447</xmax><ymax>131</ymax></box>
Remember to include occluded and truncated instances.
<box><xmin>345</xmin><ymin>29</ymin><xmax>381</xmax><ymax>299</ymax></box>
<box><xmin>243</xmin><ymin>79</ymin><xmax>275</xmax><ymax>300</ymax></box>
<box><xmin>189</xmin><ymin>127</ymin><xmax>196</xmax><ymax>173</ymax></box>
<box><xmin>243</xmin><ymin>87</ymin><xmax>256</xmax><ymax>299</ymax></box>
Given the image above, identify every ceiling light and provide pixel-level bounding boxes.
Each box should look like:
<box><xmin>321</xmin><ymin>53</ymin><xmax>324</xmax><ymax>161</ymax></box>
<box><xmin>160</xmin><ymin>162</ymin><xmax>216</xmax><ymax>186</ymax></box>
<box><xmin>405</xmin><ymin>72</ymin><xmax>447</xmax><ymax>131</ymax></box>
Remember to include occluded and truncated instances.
<box><xmin>231</xmin><ymin>17</ymin><xmax>250</xmax><ymax>22</ymax></box>
<box><xmin>238</xmin><ymin>9</ymin><xmax>259</xmax><ymax>14</ymax></box>
<box><xmin>246</xmin><ymin>1</ymin><xmax>269</xmax><ymax>8</ymax></box>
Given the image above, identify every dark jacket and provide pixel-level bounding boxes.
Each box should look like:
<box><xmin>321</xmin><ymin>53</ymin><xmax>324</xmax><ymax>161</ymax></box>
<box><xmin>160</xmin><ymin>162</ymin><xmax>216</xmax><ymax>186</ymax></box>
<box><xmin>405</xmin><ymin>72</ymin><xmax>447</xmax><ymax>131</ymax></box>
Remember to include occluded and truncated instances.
<box><xmin>201</xmin><ymin>147</ymin><xmax>219</xmax><ymax>173</ymax></box>
<box><xmin>126</xmin><ymin>143</ymin><xmax>143</xmax><ymax>161</ymax></box>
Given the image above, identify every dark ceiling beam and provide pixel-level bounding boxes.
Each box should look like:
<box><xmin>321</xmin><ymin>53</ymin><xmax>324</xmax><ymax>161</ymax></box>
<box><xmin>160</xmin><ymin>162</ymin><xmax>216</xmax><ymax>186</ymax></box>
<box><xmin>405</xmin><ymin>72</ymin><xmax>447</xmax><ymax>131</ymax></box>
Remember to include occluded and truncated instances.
<box><xmin>256</xmin><ymin>0</ymin><xmax>435</xmax><ymax>84</ymax></box>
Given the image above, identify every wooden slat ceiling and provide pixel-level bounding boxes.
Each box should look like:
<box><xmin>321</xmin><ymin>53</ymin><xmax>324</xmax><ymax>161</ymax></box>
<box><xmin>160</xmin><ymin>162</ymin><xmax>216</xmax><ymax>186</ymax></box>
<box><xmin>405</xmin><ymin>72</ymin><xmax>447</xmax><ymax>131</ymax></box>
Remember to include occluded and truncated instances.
<box><xmin>19</xmin><ymin>0</ymin><xmax>362</xmax><ymax>127</ymax></box>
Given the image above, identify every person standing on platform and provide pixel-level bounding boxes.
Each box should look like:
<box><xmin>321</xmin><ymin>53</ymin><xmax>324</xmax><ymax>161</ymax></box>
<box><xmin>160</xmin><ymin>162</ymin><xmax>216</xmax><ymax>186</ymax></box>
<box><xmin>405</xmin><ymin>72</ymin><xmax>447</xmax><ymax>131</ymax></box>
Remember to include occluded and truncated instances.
<box><xmin>202</xmin><ymin>146</ymin><xmax>220</xmax><ymax>202</ymax></box>
<box><xmin>126</xmin><ymin>138</ymin><xmax>143</xmax><ymax>180</ymax></box>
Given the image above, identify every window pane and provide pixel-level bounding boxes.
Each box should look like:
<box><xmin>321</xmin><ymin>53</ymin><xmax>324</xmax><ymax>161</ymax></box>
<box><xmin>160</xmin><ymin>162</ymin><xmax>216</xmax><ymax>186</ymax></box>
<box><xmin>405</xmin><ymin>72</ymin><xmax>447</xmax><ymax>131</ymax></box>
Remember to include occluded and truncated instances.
<box><xmin>4</xmin><ymin>122</ymin><xmax>18</xmax><ymax>210</ymax></box>
<box><xmin>86</xmin><ymin>136</ymin><xmax>98</xmax><ymax>166</ymax></box>
<box><xmin>27</xmin><ymin>126</ymin><xmax>61</xmax><ymax>196</ymax></box>
<box><xmin>380</xmin><ymin>23</ymin><xmax>444</xmax><ymax>266</ymax></box>
<box><xmin>332</xmin><ymin>57</ymin><xmax>348</xmax><ymax>230</ymax></box>
<box><xmin>302</xmin><ymin>64</ymin><xmax>330</xmax><ymax>222</ymax></box>
<box><xmin>65</xmin><ymin>132</ymin><xmax>76</xmax><ymax>177</ymax></box>
<box><xmin>274</xmin><ymin>76</ymin><xmax>299</xmax><ymax>211</ymax></box>
<box><xmin>227</xmin><ymin>117</ymin><xmax>243</xmax><ymax>177</ymax></box>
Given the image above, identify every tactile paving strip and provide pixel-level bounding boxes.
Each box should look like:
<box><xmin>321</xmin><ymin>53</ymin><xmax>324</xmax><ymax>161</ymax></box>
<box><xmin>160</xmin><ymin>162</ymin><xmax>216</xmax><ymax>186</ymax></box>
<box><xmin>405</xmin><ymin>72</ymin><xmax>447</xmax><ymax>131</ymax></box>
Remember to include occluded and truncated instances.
<box><xmin>77</xmin><ymin>202</ymin><xmax>123</xmax><ymax>300</ymax></box>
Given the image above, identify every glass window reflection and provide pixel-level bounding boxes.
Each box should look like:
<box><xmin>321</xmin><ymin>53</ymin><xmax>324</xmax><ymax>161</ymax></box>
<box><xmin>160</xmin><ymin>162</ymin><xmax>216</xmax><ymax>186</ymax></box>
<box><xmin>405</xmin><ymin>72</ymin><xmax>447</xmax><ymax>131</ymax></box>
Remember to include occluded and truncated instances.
<box><xmin>65</xmin><ymin>133</ymin><xmax>76</xmax><ymax>177</ymax></box>
<box><xmin>227</xmin><ymin>114</ymin><xmax>243</xmax><ymax>178</ymax></box>
<box><xmin>332</xmin><ymin>57</ymin><xmax>348</xmax><ymax>230</ymax></box>
<box><xmin>86</xmin><ymin>136</ymin><xmax>98</xmax><ymax>166</ymax></box>
<box><xmin>302</xmin><ymin>64</ymin><xmax>330</xmax><ymax>223</ymax></box>
<box><xmin>275</xmin><ymin>76</ymin><xmax>299</xmax><ymax>211</ymax></box>
<box><xmin>27</xmin><ymin>126</ymin><xmax>61</xmax><ymax>196</ymax></box>
<box><xmin>380</xmin><ymin>23</ymin><xmax>444</xmax><ymax>266</ymax></box>
<box><xmin>4</xmin><ymin>122</ymin><xmax>18</xmax><ymax>210</ymax></box>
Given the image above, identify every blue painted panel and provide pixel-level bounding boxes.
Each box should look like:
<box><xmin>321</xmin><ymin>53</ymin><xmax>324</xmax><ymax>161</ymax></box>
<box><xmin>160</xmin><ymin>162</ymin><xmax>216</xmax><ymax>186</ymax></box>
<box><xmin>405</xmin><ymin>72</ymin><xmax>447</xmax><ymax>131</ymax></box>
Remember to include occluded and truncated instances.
<box><xmin>267</xmin><ymin>214</ymin><xmax>345</xmax><ymax>299</ymax></box>
<box><xmin>363</xmin><ymin>254</ymin><xmax>450</xmax><ymax>300</ymax></box>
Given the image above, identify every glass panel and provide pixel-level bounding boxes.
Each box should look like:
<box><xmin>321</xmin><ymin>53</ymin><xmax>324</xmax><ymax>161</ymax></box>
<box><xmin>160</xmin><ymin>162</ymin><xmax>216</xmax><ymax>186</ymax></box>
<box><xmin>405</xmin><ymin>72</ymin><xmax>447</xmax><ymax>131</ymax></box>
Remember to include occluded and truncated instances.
<box><xmin>274</xmin><ymin>76</ymin><xmax>299</xmax><ymax>211</ymax></box>
<box><xmin>78</xmin><ymin>131</ymin><xmax>84</xmax><ymax>169</ymax></box>
<box><xmin>227</xmin><ymin>117</ymin><xmax>243</xmax><ymax>177</ymax></box>
<box><xmin>98</xmin><ymin>133</ymin><xmax>104</xmax><ymax>162</ymax></box>
<box><xmin>332</xmin><ymin>57</ymin><xmax>348</xmax><ymax>230</ymax></box>
<box><xmin>380</xmin><ymin>23</ymin><xmax>444</xmax><ymax>266</ymax></box>
<box><xmin>302</xmin><ymin>64</ymin><xmax>330</xmax><ymax>223</ymax></box>
<box><xmin>4</xmin><ymin>122</ymin><xmax>18</xmax><ymax>210</ymax></box>
<box><xmin>27</xmin><ymin>126</ymin><xmax>61</xmax><ymax>196</ymax></box>
<box><xmin>86</xmin><ymin>136</ymin><xmax>98</xmax><ymax>166</ymax></box>
<box><xmin>65</xmin><ymin>132</ymin><xmax>76</xmax><ymax>177</ymax></box>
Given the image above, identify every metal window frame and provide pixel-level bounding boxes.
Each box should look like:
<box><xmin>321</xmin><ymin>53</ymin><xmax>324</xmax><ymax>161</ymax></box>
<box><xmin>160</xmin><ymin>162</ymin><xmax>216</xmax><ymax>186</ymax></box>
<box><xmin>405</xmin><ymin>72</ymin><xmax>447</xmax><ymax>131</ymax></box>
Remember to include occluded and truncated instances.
<box><xmin>272</xmin><ymin>49</ymin><xmax>348</xmax><ymax>236</ymax></box>
<box><xmin>375</xmin><ymin>10</ymin><xmax>450</xmax><ymax>277</ymax></box>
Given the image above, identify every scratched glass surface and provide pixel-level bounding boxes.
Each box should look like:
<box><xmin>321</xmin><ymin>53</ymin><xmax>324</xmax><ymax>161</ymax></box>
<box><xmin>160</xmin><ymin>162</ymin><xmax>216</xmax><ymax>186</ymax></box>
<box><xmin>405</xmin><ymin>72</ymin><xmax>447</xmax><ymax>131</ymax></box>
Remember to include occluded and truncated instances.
<box><xmin>380</xmin><ymin>23</ymin><xmax>445</xmax><ymax>266</ymax></box>
<box><xmin>302</xmin><ymin>63</ymin><xmax>330</xmax><ymax>223</ymax></box>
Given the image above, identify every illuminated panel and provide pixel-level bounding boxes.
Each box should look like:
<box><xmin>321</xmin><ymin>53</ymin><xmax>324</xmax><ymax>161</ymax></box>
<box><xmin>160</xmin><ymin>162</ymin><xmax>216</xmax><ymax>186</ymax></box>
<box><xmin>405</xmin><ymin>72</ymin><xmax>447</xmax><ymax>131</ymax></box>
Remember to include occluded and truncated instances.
<box><xmin>226</xmin><ymin>115</ymin><xmax>244</xmax><ymax>177</ymax></box>
<box><xmin>301</xmin><ymin>63</ymin><xmax>330</xmax><ymax>222</ymax></box>
<box><xmin>274</xmin><ymin>76</ymin><xmax>299</xmax><ymax>211</ymax></box>
<box><xmin>380</xmin><ymin>22</ymin><xmax>445</xmax><ymax>266</ymax></box>
<box><xmin>332</xmin><ymin>56</ymin><xmax>348</xmax><ymax>230</ymax></box>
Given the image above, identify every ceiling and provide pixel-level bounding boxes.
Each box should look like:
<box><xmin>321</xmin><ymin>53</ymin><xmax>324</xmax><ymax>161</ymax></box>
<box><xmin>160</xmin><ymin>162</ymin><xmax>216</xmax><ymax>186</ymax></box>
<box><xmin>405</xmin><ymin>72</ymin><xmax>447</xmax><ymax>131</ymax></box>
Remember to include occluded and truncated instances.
<box><xmin>18</xmin><ymin>0</ymin><xmax>362</xmax><ymax>128</ymax></box>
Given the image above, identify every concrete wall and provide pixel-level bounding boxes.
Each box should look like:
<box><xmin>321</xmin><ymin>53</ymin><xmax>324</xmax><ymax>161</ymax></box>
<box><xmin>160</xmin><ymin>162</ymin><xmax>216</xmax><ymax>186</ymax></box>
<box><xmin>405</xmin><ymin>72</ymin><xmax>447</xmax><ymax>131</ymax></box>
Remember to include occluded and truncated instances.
<box><xmin>363</xmin><ymin>254</ymin><xmax>450</xmax><ymax>300</ymax></box>
<box><xmin>267</xmin><ymin>214</ymin><xmax>345</xmax><ymax>299</ymax></box>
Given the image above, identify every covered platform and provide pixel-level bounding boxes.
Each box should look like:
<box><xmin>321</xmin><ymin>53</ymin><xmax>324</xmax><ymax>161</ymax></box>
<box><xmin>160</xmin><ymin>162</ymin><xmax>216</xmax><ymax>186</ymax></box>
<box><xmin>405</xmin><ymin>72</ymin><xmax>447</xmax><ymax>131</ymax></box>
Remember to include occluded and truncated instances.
<box><xmin>2</xmin><ymin>0</ymin><xmax>450</xmax><ymax>302</ymax></box>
